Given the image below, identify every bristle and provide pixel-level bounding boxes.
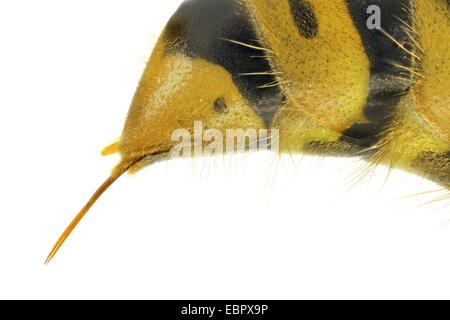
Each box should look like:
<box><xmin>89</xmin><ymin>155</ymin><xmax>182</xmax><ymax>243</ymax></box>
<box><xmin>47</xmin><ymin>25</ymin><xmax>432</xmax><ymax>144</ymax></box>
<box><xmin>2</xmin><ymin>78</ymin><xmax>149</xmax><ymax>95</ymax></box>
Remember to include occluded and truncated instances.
<box><xmin>380</xmin><ymin>28</ymin><xmax>421</xmax><ymax>61</ymax></box>
<box><xmin>219</xmin><ymin>38</ymin><xmax>273</xmax><ymax>52</ymax></box>
<box><xmin>239</xmin><ymin>71</ymin><xmax>283</xmax><ymax>76</ymax></box>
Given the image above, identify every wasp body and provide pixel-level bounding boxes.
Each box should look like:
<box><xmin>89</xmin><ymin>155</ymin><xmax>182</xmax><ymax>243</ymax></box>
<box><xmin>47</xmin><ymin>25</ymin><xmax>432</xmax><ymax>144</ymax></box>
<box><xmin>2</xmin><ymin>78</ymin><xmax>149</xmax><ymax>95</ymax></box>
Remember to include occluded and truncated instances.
<box><xmin>46</xmin><ymin>0</ymin><xmax>449</xmax><ymax>263</ymax></box>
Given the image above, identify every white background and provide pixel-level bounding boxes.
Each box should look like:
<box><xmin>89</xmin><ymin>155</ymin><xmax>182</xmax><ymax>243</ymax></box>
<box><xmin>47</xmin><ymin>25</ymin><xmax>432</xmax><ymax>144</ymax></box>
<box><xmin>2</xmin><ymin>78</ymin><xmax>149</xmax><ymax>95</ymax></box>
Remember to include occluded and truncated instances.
<box><xmin>0</xmin><ymin>0</ymin><xmax>449</xmax><ymax>299</ymax></box>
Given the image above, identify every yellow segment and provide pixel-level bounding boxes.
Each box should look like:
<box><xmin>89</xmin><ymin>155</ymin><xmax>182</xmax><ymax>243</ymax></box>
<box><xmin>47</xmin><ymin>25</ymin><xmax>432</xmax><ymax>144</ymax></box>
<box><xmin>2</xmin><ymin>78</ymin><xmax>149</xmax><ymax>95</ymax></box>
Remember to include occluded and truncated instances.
<box><xmin>412</xmin><ymin>0</ymin><xmax>450</xmax><ymax>143</ymax></box>
<box><xmin>245</xmin><ymin>0</ymin><xmax>370</xmax><ymax>136</ymax></box>
<box><xmin>118</xmin><ymin>39</ymin><xmax>265</xmax><ymax>168</ymax></box>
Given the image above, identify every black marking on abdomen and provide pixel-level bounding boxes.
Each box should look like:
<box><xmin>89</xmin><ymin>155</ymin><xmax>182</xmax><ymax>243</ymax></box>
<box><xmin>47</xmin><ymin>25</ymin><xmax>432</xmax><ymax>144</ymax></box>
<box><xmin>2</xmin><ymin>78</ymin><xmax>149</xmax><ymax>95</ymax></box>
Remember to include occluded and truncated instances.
<box><xmin>213</xmin><ymin>97</ymin><xmax>229</xmax><ymax>115</ymax></box>
<box><xmin>288</xmin><ymin>0</ymin><xmax>319</xmax><ymax>39</ymax></box>
<box><xmin>162</xmin><ymin>0</ymin><xmax>284</xmax><ymax>126</ymax></box>
<box><xmin>340</xmin><ymin>123</ymin><xmax>383</xmax><ymax>149</ymax></box>
<box><xmin>343</xmin><ymin>0</ymin><xmax>412</xmax><ymax>149</ymax></box>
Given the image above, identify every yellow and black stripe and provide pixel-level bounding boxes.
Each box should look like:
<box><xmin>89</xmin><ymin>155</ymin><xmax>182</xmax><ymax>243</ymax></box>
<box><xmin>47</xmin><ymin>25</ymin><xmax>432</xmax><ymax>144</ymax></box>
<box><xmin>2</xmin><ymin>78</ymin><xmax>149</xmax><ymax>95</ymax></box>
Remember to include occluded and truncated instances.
<box><xmin>116</xmin><ymin>0</ymin><xmax>449</xmax><ymax>185</ymax></box>
<box><xmin>162</xmin><ymin>0</ymin><xmax>285</xmax><ymax>126</ymax></box>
